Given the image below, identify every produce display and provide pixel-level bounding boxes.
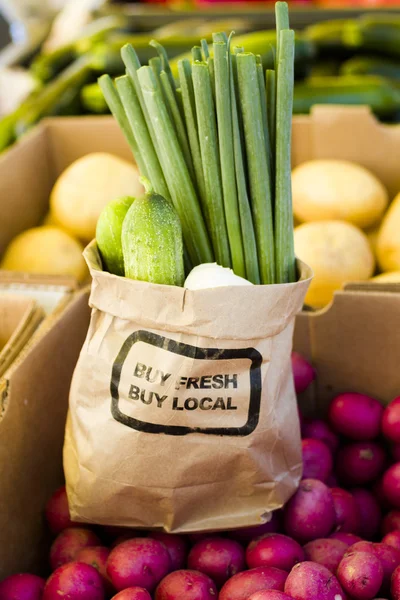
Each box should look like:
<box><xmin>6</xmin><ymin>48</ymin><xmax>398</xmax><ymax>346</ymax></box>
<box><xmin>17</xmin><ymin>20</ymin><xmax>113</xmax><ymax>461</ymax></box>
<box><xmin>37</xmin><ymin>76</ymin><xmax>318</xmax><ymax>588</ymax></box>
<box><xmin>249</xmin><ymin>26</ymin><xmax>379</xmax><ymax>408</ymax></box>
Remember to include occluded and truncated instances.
<box><xmin>0</xmin><ymin>152</ymin><xmax>143</xmax><ymax>282</ymax></box>
<box><xmin>3</xmin><ymin>13</ymin><xmax>400</xmax><ymax>156</ymax></box>
<box><xmin>291</xmin><ymin>158</ymin><xmax>400</xmax><ymax>307</ymax></box>
<box><xmin>3</xmin><ymin>352</ymin><xmax>400</xmax><ymax>599</ymax></box>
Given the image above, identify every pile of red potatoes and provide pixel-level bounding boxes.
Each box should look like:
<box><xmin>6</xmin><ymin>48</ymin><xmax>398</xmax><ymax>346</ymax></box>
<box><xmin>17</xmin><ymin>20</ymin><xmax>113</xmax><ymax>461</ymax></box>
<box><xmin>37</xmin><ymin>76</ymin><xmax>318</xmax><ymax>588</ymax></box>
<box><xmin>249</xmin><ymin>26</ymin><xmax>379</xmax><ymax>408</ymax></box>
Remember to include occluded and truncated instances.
<box><xmin>3</xmin><ymin>353</ymin><xmax>400</xmax><ymax>600</ymax></box>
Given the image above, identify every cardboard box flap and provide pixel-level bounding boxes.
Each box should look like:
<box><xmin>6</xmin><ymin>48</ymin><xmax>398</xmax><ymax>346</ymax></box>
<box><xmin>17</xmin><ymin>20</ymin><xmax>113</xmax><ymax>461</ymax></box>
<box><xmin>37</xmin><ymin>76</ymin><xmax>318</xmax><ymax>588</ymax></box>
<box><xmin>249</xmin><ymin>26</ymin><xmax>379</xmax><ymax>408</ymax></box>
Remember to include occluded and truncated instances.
<box><xmin>292</xmin><ymin>105</ymin><xmax>400</xmax><ymax>198</ymax></box>
<box><xmin>294</xmin><ymin>287</ymin><xmax>400</xmax><ymax>414</ymax></box>
<box><xmin>0</xmin><ymin>295</ymin><xmax>44</xmax><ymax>379</ymax></box>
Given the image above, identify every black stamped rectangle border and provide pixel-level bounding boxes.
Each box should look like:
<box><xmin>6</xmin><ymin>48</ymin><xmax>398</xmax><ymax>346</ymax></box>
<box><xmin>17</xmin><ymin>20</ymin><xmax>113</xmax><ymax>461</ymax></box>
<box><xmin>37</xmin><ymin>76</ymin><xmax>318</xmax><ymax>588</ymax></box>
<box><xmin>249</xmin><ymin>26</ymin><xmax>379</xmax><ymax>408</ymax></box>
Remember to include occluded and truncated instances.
<box><xmin>110</xmin><ymin>330</ymin><xmax>262</xmax><ymax>437</ymax></box>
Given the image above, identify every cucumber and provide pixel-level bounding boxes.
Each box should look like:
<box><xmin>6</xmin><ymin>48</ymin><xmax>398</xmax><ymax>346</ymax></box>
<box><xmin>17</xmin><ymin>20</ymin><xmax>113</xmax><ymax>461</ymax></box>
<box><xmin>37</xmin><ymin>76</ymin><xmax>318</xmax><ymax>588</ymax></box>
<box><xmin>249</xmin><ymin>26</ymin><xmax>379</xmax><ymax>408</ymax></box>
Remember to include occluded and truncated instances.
<box><xmin>341</xmin><ymin>56</ymin><xmax>400</xmax><ymax>82</ymax></box>
<box><xmin>344</xmin><ymin>17</ymin><xmax>400</xmax><ymax>58</ymax></box>
<box><xmin>81</xmin><ymin>82</ymin><xmax>109</xmax><ymax>114</ymax></box>
<box><xmin>304</xmin><ymin>20</ymin><xmax>355</xmax><ymax>58</ymax></box>
<box><xmin>122</xmin><ymin>184</ymin><xmax>184</xmax><ymax>286</ymax></box>
<box><xmin>293</xmin><ymin>75</ymin><xmax>400</xmax><ymax>118</ymax></box>
<box><xmin>96</xmin><ymin>196</ymin><xmax>134</xmax><ymax>276</ymax></box>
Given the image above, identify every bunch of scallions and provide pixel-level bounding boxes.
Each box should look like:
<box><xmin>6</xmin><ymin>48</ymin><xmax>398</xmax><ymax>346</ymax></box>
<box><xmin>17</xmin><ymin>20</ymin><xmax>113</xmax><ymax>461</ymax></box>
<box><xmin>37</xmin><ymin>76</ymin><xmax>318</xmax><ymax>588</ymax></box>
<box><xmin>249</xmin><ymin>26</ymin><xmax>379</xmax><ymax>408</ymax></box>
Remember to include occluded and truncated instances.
<box><xmin>99</xmin><ymin>1</ymin><xmax>295</xmax><ymax>285</ymax></box>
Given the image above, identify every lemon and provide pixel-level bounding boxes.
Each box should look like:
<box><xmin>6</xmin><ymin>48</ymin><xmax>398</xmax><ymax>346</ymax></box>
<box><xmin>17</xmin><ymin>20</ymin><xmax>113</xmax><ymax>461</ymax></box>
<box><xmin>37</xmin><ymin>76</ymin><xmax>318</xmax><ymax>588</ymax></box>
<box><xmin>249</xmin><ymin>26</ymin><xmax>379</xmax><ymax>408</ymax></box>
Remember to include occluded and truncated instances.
<box><xmin>377</xmin><ymin>191</ymin><xmax>400</xmax><ymax>272</ymax></box>
<box><xmin>294</xmin><ymin>220</ymin><xmax>375</xmax><ymax>307</ymax></box>
<box><xmin>292</xmin><ymin>159</ymin><xmax>388</xmax><ymax>229</ymax></box>
<box><xmin>1</xmin><ymin>226</ymin><xmax>88</xmax><ymax>282</ymax></box>
<box><xmin>50</xmin><ymin>153</ymin><xmax>144</xmax><ymax>243</ymax></box>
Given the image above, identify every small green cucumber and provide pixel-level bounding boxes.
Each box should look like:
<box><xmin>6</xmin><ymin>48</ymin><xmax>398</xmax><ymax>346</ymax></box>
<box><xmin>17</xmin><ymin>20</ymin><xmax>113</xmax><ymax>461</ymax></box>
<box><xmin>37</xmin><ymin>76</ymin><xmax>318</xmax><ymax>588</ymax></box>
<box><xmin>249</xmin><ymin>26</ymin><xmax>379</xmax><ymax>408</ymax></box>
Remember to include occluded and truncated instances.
<box><xmin>122</xmin><ymin>183</ymin><xmax>184</xmax><ymax>286</ymax></box>
<box><xmin>96</xmin><ymin>196</ymin><xmax>134</xmax><ymax>276</ymax></box>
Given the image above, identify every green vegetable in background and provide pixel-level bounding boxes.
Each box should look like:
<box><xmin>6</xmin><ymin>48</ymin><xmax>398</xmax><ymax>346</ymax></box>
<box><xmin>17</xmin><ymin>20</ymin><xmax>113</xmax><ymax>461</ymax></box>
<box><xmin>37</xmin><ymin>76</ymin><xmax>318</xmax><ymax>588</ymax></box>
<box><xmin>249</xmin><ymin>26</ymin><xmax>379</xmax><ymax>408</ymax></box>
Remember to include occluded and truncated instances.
<box><xmin>122</xmin><ymin>181</ymin><xmax>184</xmax><ymax>286</ymax></box>
<box><xmin>96</xmin><ymin>196</ymin><xmax>134</xmax><ymax>276</ymax></box>
<box><xmin>293</xmin><ymin>75</ymin><xmax>400</xmax><ymax>118</ymax></box>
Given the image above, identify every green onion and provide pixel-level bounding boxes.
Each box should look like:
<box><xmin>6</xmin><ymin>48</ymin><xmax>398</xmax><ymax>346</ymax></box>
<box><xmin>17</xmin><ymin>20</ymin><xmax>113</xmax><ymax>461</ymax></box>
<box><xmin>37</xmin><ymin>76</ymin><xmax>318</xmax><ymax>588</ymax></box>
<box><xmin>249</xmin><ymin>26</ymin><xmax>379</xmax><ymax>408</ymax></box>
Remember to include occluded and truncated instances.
<box><xmin>275</xmin><ymin>1</ymin><xmax>290</xmax><ymax>64</ymax></box>
<box><xmin>98</xmin><ymin>74</ymin><xmax>148</xmax><ymax>178</ymax></box>
<box><xmin>207</xmin><ymin>57</ymin><xmax>216</xmax><ymax>101</ymax></box>
<box><xmin>159</xmin><ymin>70</ymin><xmax>195</xmax><ymax>180</ymax></box>
<box><xmin>192</xmin><ymin>46</ymin><xmax>202</xmax><ymax>62</ymax></box>
<box><xmin>149</xmin><ymin>56</ymin><xmax>162</xmax><ymax>78</ymax></box>
<box><xmin>266</xmin><ymin>69</ymin><xmax>276</xmax><ymax>166</ymax></box>
<box><xmin>150</xmin><ymin>39</ymin><xmax>177</xmax><ymax>93</ymax></box>
<box><xmin>137</xmin><ymin>66</ymin><xmax>213</xmax><ymax>265</ymax></box>
<box><xmin>275</xmin><ymin>28</ymin><xmax>296</xmax><ymax>283</ymax></box>
<box><xmin>236</xmin><ymin>52</ymin><xmax>275</xmax><ymax>284</ymax></box>
<box><xmin>178</xmin><ymin>59</ymin><xmax>207</xmax><ymax>207</ymax></box>
<box><xmin>256</xmin><ymin>57</ymin><xmax>272</xmax><ymax>180</ymax></box>
<box><xmin>229</xmin><ymin>51</ymin><xmax>260</xmax><ymax>284</ymax></box>
<box><xmin>213</xmin><ymin>40</ymin><xmax>245</xmax><ymax>277</ymax></box>
<box><xmin>115</xmin><ymin>75</ymin><xmax>170</xmax><ymax>200</ymax></box>
<box><xmin>192</xmin><ymin>61</ymin><xmax>231</xmax><ymax>268</ymax></box>
<box><xmin>201</xmin><ymin>39</ymin><xmax>210</xmax><ymax>60</ymax></box>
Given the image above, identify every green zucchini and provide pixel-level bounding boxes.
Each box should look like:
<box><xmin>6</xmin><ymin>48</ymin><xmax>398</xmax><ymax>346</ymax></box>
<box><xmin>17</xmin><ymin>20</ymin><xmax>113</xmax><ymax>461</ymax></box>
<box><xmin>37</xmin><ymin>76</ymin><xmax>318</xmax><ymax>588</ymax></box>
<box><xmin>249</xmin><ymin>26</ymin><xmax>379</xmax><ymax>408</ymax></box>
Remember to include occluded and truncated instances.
<box><xmin>293</xmin><ymin>75</ymin><xmax>400</xmax><ymax>118</ymax></box>
<box><xmin>304</xmin><ymin>20</ymin><xmax>355</xmax><ymax>58</ymax></box>
<box><xmin>344</xmin><ymin>17</ymin><xmax>400</xmax><ymax>58</ymax></box>
<box><xmin>81</xmin><ymin>82</ymin><xmax>109</xmax><ymax>114</ymax></box>
<box><xmin>340</xmin><ymin>56</ymin><xmax>400</xmax><ymax>82</ymax></box>
<box><xmin>96</xmin><ymin>196</ymin><xmax>134</xmax><ymax>276</ymax></box>
<box><xmin>122</xmin><ymin>183</ymin><xmax>184</xmax><ymax>286</ymax></box>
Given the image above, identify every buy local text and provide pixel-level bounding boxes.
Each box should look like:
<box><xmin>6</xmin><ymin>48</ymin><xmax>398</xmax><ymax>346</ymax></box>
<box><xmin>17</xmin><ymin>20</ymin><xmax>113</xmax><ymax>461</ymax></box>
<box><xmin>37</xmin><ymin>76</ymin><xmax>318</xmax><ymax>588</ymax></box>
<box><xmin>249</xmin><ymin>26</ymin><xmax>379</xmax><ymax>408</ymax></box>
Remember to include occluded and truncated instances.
<box><xmin>128</xmin><ymin>362</ymin><xmax>239</xmax><ymax>411</ymax></box>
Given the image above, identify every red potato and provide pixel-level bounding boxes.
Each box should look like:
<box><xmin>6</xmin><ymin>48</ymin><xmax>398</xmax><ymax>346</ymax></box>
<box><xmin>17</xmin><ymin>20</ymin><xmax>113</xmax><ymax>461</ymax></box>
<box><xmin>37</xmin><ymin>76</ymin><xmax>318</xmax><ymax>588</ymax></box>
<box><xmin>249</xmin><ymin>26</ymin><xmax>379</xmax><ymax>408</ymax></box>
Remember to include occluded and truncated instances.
<box><xmin>382</xmin><ymin>530</ymin><xmax>400</xmax><ymax>550</ymax></box>
<box><xmin>382</xmin><ymin>463</ymin><xmax>400</xmax><ymax>508</ymax></box>
<box><xmin>148</xmin><ymin>533</ymin><xmax>188</xmax><ymax>571</ymax></box>
<box><xmin>284</xmin><ymin>561</ymin><xmax>344</xmax><ymax>600</ymax></box>
<box><xmin>43</xmin><ymin>562</ymin><xmax>105</xmax><ymax>600</ymax></box>
<box><xmin>301</xmin><ymin>419</ymin><xmax>339</xmax><ymax>454</ymax></box>
<box><xmin>336</xmin><ymin>442</ymin><xmax>386</xmax><ymax>486</ymax></box>
<box><xmin>246</xmin><ymin>534</ymin><xmax>305</xmax><ymax>572</ymax></box>
<box><xmin>50</xmin><ymin>527</ymin><xmax>101</xmax><ymax>570</ymax></box>
<box><xmin>107</xmin><ymin>538</ymin><xmax>170</xmax><ymax>592</ymax></box>
<box><xmin>111</xmin><ymin>533</ymin><xmax>139</xmax><ymax>549</ymax></box>
<box><xmin>392</xmin><ymin>564</ymin><xmax>400</xmax><ymax>599</ymax></box>
<box><xmin>45</xmin><ymin>485</ymin><xmax>75</xmax><ymax>534</ymax></box>
<box><xmin>219</xmin><ymin>566</ymin><xmax>287</xmax><ymax>600</ymax></box>
<box><xmin>283</xmin><ymin>479</ymin><xmax>336</xmax><ymax>543</ymax></box>
<box><xmin>330</xmin><ymin>532</ymin><xmax>363</xmax><ymax>546</ymax></box>
<box><xmin>0</xmin><ymin>573</ymin><xmax>45</xmax><ymax>600</ymax></box>
<box><xmin>187</xmin><ymin>537</ymin><xmax>245</xmax><ymax>587</ymax></box>
<box><xmin>337</xmin><ymin>551</ymin><xmax>383</xmax><ymax>600</ymax></box>
<box><xmin>382</xmin><ymin>397</ymin><xmax>400</xmax><ymax>443</ymax></box>
<box><xmin>352</xmin><ymin>488</ymin><xmax>382</xmax><ymax>540</ymax></box>
<box><xmin>382</xmin><ymin>510</ymin><xmax>400</xmax><ymax>535</ymax></box>
<box><xmin>155</xmin><ymin>570</ymin><xmax>217</xmax><ymax>600</ymax></box>
<box><xmin>345</xmin><ymin>541</ymin><xmax>375</xmax><ymax>555</ymax></box>
<box><xmin>291</xmin><ymin>353</ymin><xmax>315</xmax><ymax>394</ymax></box>
<box><xmin>374</xmin><ymin>543</ymin><xmax>400</xmax><ymax>591</ymax></box>
<box><xmin>111</xmin><ymin>588</ymin><xmax>152</xmax><ymax>600</ymax></box>
<box><xmin>303</xmin><ymin>538</ymin><xmax>348</xmax><ymax>573</ymax></box>
<box><xmin>75</xmin><ymin>546</ymin><xmax>112</xmax><ymax>594</ymax></box>
<box><xmin>328</xmin><ymin>393</ymin><xmax>383</xmax><ymax>441</ymax></box>
<box><xmin>373</xmin><ymin>479</ymin><xmax>392</xmax><ymax>512</ymax></box>
<box><xmin>189</xmin><ymin>533</ymin><xmax>218</xmax><ymax>544</ymax></box>
<box><xmin>229</xmin><ymin>513</ymin><xmax>281</xmax><ymax>544</ymax></box>
<box><xmin>331</xmin><ymin>487</ymin><xmax>360</xmax><ymax>533</ymax></box>
<box><xmin>301</xmin><ymin>439</ymin><xmax>333</xmax><ymax>482</ymax></box>
<box><xmin>248</xmin><ymin>593</ymin><xmax>294</xmax><ymax>600</ymax></box>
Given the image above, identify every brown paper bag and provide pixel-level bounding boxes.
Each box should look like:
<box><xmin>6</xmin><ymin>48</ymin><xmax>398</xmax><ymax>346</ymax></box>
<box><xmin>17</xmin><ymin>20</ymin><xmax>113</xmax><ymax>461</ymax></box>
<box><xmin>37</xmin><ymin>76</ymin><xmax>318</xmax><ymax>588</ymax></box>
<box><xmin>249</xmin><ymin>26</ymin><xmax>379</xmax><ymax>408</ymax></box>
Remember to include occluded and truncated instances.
<box><xmin>64</xmin><ymin>242</ymin><xmax>311</xmax><ymax>532</ymax></box>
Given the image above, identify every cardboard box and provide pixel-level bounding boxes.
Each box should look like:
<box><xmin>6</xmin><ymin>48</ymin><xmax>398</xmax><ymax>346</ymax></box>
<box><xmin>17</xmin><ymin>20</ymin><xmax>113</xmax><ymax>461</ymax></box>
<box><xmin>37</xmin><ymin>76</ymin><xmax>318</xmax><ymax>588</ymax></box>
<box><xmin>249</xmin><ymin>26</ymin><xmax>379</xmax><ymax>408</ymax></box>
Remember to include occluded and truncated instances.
<box><xmin>1</xmin><ymin>107</ymin><xmax>400</xmax><ymax>578</ymax></box>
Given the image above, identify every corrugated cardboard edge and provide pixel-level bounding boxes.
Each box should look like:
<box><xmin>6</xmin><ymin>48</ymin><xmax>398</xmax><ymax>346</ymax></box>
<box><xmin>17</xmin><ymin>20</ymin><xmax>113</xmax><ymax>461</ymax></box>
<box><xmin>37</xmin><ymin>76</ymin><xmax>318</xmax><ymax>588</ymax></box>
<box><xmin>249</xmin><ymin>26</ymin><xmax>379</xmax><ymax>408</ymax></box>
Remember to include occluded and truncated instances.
<box><xmin>0</xmin><ymin>296</ymin><xmax>44</xmax><ymax>380</ymax></box>
<box><xmin>0</xmin><ymin>287</ymin><xmax>91</xmax><ymax>580</ymax></box>
<box><xmin>294</xmin><ymin>284</ymin><xmax>400</xmax><ymax>415</ymax></box>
